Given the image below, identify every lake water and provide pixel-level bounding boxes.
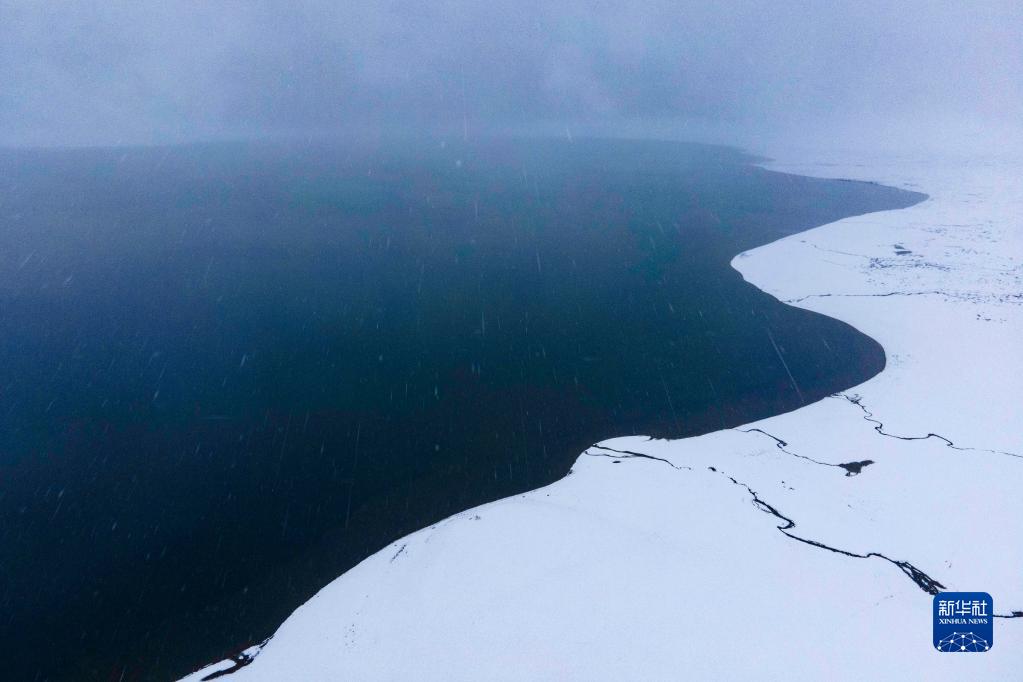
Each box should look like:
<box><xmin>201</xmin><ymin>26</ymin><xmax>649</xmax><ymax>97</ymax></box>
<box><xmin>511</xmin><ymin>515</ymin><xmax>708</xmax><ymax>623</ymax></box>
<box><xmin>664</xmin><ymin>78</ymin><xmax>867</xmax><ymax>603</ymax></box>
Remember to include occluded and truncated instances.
<box><xmin>0</xmin><ymin>138</ymin><xmax>924</xmax><ymax>680</ymax></box>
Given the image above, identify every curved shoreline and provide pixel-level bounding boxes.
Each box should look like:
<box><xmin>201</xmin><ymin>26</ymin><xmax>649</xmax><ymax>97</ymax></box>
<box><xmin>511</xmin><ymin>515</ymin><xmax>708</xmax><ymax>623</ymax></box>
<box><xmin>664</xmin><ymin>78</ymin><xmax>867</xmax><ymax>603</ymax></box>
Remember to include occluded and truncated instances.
<box><xmin>181</xmin><ymin>147</ymin><xmax>1022</xmax><ymax>681</ymax></box>
<box><xmin>1</xmin><ymin>140</ymin><xmax>922</xmax><ymax>682</ymax></box>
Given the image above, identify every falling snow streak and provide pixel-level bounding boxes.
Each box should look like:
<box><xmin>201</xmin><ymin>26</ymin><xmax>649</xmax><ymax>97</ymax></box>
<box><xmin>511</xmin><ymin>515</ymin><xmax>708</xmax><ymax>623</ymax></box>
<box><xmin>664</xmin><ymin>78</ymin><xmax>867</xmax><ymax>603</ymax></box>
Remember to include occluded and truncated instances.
<box><xmin>765</xmin><ymin>326</ymin><xmax>805</xmax><ymax>405</ymax></box>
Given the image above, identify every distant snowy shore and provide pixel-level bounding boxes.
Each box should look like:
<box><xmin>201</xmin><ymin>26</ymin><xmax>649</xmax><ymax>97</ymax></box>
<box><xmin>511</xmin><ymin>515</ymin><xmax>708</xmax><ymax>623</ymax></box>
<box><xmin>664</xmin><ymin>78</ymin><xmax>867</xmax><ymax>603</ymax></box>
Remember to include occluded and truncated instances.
<box><xmin>182</xmin><ymin>148</ymin><xmax>1022</xmax><ymax>681</ymax></box>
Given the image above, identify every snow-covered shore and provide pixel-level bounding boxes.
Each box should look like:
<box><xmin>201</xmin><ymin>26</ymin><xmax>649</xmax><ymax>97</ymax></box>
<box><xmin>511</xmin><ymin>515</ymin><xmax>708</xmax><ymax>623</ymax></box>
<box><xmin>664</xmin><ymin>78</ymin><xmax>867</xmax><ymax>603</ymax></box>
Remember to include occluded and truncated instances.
<box><xmin>182</xmin><ymin>148</ymin><xmax>1022</xmax><ymax>681</ymax></box>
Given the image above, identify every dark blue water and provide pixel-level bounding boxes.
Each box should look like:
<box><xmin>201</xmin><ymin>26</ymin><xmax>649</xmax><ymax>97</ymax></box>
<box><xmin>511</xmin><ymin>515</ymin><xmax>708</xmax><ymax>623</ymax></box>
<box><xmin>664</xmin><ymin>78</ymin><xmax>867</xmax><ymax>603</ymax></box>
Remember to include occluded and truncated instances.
<box><xmin>0</xmin><ymin>138</ymin><xmax>924</xmax><ymax>680</ymax></box>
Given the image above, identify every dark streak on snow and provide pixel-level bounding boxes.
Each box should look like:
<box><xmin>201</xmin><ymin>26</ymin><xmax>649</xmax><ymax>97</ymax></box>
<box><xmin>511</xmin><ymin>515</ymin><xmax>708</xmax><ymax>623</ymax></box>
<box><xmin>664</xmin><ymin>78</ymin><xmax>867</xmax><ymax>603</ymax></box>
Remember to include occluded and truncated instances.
<box><xmin>785</xmin><ymin>290</ymin><xmax>950</xmax><ymax>304</ymax></box>
<box><xmin>833</xmin><ymin>393</ymin><xmax>1022</xmax><ymax>460</ymax></box>
<box><xmin>390</xmin><ymin>543</ymin><xmax>408</xmax><ymax>563</ymax></box>
<box><xmin>801</xmin><ymin>241</ymin><xmax>873</xmax><ymax>260</ymax></box>
<box><xmin>737</xmin><ymin>427</ymin><xmax>874</xmax><ymax>476</ymax></box>
<box><xmin>585</xmin><ymin>444</ymin><xmax>692</xmax><ymax>471</ymax></box>
<box><xmin>787</xmin><ymin>289</ymin><xmax>1023</xmax><ymax>306</ymax></box>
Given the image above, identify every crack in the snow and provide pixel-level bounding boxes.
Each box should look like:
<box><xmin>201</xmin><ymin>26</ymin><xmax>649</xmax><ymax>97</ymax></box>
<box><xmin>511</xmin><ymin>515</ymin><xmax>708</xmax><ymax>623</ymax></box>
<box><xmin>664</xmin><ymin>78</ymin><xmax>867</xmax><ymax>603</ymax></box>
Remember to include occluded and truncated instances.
<box><xmin>802</xmin><ymin>241</ymin><xmax>873</xmax><ymax>260</ymax></box>
<box><xmin>833</xmin><ymin>393</ymin><xmax>1022</xmax><ymax>460</ymax></box>
<box><xmin>786</xmin><ymin>290</ymin><xmax>1022</xmax><ymax>306</ymax></box>
<box><xmin>785</xmin><ymin>290</ymin><xmax>951</xmax><ymax>304</ymax></box>
<box><xmin>736</xmin><ymin>427</ymin><xmax>874</xmax><ymax>476</ymax></box>
<box><xmin>704</xmin><ymin>465</ymin><xmax>946</xmax><ymax>595</ymax></box>
<box><xmin>585</xmin><ymin>444</ymin><xmax>691</xmax><ymax>471</ymax></box>
<box><xmin>591</xmin><ymin>443</ymin><xmax>1021</xmax><ymax>616</ymax></box>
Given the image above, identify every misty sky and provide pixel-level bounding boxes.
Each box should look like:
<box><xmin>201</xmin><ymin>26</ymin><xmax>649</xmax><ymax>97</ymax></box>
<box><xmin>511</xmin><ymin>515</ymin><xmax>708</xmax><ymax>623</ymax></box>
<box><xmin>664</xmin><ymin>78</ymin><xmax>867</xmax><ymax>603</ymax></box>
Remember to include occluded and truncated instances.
<box><xmin>1</xmin><ymin>1</ymin><xmax>1020</xmax><ymax>148</ymax></box>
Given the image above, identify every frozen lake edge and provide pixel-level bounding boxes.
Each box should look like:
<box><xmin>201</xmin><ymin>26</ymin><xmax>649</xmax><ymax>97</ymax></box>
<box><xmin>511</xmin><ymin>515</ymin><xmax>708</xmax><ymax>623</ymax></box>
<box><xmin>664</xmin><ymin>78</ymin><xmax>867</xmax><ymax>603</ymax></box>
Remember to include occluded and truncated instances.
<box><xmin>182</xmin><ymin>147</ymin><xmax>1023</xmax><ymax>681</ymax></box>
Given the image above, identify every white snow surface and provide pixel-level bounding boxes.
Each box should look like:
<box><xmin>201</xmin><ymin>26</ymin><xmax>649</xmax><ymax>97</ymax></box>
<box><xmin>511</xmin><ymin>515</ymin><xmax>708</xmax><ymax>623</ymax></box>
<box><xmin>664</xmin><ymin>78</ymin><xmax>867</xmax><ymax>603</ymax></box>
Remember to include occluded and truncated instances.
<box><xmin>181</xmin><ymin>148</ymin><xmax>1022</xmax><ymax>681</ymax></box>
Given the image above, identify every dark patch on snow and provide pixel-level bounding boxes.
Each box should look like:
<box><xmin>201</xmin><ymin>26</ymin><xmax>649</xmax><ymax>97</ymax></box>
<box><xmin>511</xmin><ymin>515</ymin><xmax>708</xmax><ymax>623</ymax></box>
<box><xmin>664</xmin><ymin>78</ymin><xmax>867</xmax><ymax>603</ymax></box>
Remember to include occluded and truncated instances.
<box><xmin>838</xmin><ymin>460</ymin><xmax>874</xmax><ymax>476</ymax></box>
<box><xmin>200</xmin><ymin>638</ymin><xmax>270</xmax><ymax>680</ymax></box>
